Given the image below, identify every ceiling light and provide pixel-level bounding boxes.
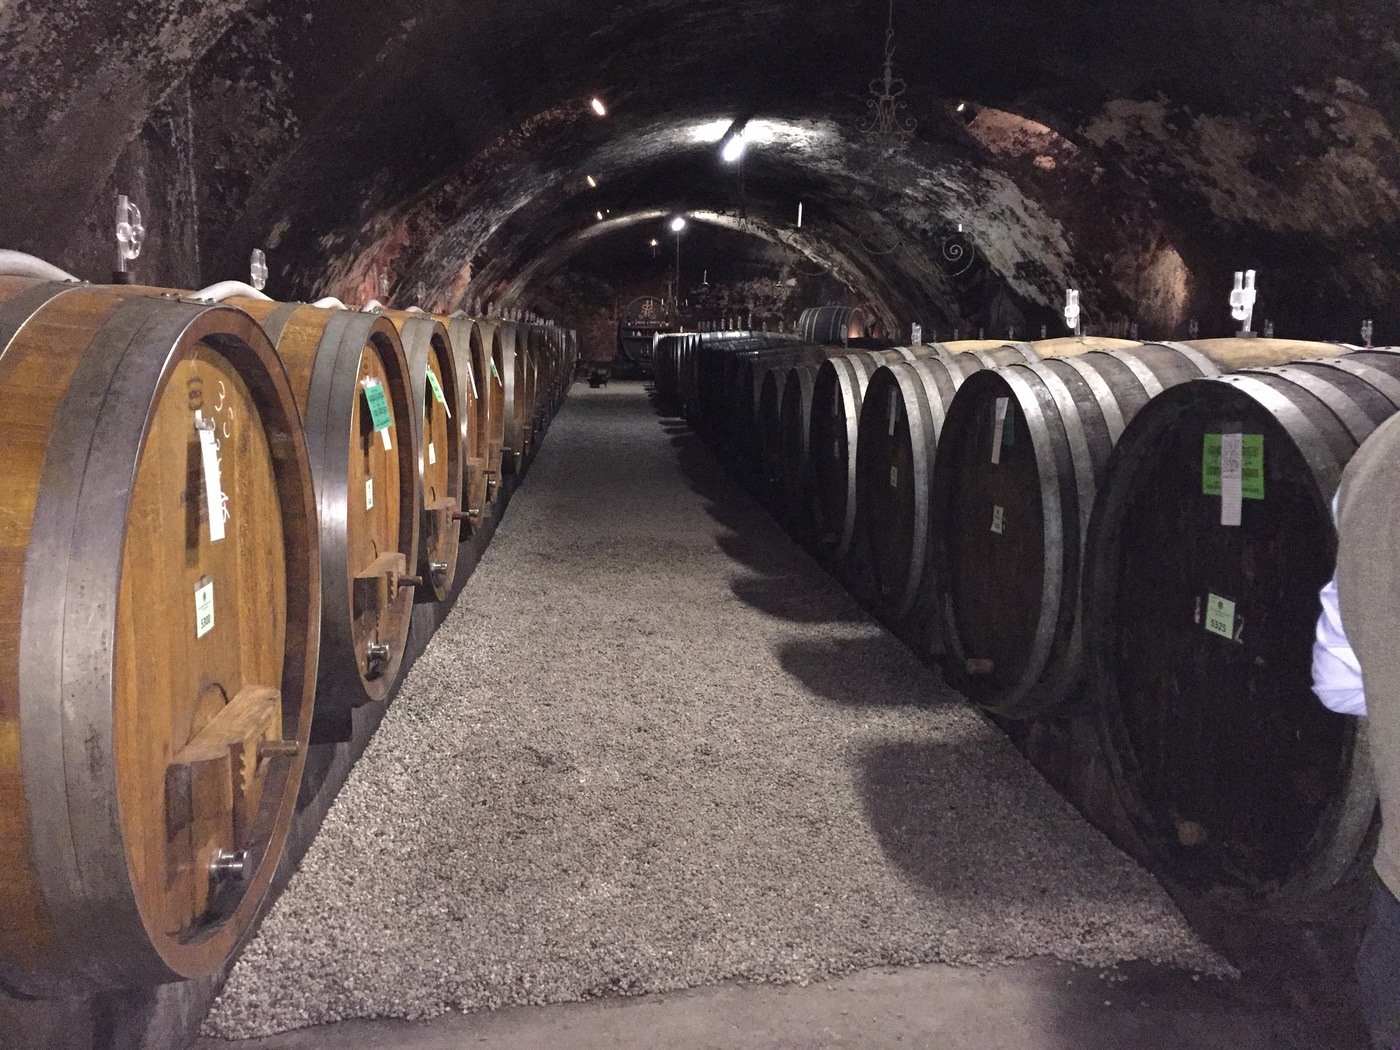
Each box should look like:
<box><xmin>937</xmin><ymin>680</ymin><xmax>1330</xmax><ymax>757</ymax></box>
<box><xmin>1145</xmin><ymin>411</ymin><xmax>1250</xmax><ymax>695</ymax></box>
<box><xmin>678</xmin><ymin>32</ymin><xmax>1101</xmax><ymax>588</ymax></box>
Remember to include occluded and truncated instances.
<box><xmin>956</xmin><ymin>102</ymin><xmax>967</xmax><ymax>113</ymax></box>
<box><xmin>718</xmin><ymin>117</ymin><xmax>750</xmax><ymax>164</ymax></box>
<box><xmin>649</xmin><ymin>238</ymin><xmax>659</xmax><ymax>248</ymax></box>
<box><xmin>586</xmin><ymin>174</ymin><xmax>597</xmax><ymax>188</ymax></box>
<box><xmin>670</xmin><ymin>217</ymin><xmax>687</xmax><ymax>233</ymax></box>
<box><xmin>590</xmin><ymin>97</ymin><xmax>607</xmax><ymax>117</ymax></box>
<box><xmin>596</xmin><ymin>211</ymin><xmax>604</xmax><ymax>221</ymax></box>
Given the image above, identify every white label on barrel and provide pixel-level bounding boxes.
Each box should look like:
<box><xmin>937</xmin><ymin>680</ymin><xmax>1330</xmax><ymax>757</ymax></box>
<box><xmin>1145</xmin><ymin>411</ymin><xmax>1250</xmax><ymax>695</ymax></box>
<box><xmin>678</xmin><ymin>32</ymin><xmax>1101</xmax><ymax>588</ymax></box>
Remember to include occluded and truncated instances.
<box><xmin>196</xmin><ymin>416</ymin><xmax>226</xmax><ymax>543</ymax></box>
<box><xmin>466</xmin><ymin>359</ymin><xmax>479</xmax><ymax>400</ymax></box>
<box><xmin>991</xmin><ymin>505</ymin><xmax>1006</xmax><ymax>534</ymax></box>
<box><xmin>1220</xmin><ymin>433</ymin><xmax>1243</xmax><ymax>526</ymax></box>
<box><xmin>381</xmin><ymin>427</ymin><xmax>393</xmax><ymax>452</ymax></box>
<box><xmin>1205</xmin><ymin>593</ymin><xmax>1236</xmax><ymax>639</ymax></box>
<box><xmin>991</xmin><ymin>397</ymin><xmax>1009</xmax><ymax>466</ymax></box>
<box><xmin>428</xmin><ymin>441</ymin><xmax>436</xmax><ymax>466</ymax></box>
<box><xmin>195</xmin><ymin>577</ymin><xmax>215</xmax><ymax>639</ymax></box>
<box><xmin>890</xmin><ymin>466</ymin><xmax>898</xmax><ymax>488</ymax></box>
<box><xmin>365</xmin><ymin>477</ymin><xmax>374</xmax><ymax>511</ymax></box>
<box><xmin>888</xmin><ymin>389</ymin><xmax>899</xmax><ymax>435</ymax></box>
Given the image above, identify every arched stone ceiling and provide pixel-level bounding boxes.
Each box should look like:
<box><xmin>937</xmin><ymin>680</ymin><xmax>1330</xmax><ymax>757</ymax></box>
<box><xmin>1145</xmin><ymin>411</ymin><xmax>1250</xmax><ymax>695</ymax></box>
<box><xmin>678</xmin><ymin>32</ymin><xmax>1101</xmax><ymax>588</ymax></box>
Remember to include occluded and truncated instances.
<box><xmin>2</xmin><ymin>0</ymin><xmax>1397</xmax><ymax>337</ymax></box>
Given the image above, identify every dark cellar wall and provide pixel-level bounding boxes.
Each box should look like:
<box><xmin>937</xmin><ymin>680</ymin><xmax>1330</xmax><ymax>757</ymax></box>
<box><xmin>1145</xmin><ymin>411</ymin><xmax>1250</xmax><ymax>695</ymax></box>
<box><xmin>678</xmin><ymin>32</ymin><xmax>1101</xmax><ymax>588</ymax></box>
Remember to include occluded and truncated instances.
<box><xmin>1</xmin><ymin>0</ymin><xmax>1397</xmax><ymax>341</ymax></box>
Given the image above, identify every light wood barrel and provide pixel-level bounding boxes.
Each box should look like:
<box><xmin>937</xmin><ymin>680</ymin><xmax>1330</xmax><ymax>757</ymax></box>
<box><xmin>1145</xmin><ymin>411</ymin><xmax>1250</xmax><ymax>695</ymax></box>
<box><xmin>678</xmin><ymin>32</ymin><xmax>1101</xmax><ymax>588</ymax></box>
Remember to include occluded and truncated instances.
<box><xmin>473</xmin><ymin>318</ymin><xmax>507</xmax><ymax>493</ymax></box>
<box><xmin>498</xmin><ymin>322</ymin><xmax>528</xmax><ymax>474</ymax></box>
<box><xmin>0</xmin><ymin>279</ymin><xmax>319</xmax><ymax>993</ymax></box>
<box><xmin>438</xmin><ymin>313</ymin><xmax>490</xmax><ymax>521</ymax></box>
<box><xmin>933</xmin><ymin>339</ymin><xmax>1351</xmax><ymax>716</ymax></box>
<box><xmin>1083</xmin><ymin>346</ymin><xmax>1400</xmax><ymax>900</ymax></box>
<box><xmin>378</xmin><ymin>310</ymin><xmax>464</xmax><ymax>602</ymax></box>
<box><xmin>229</xmin><ymin>298</ymin><xmax>419</xmax><ymax>739</ymax></box>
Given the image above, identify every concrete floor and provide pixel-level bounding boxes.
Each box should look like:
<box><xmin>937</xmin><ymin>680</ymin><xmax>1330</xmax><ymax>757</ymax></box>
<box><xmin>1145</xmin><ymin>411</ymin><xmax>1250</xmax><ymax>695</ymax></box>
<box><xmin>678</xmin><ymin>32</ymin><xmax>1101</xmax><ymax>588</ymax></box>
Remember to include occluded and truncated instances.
<box><xmin>198</xmin><ymin>382</ymin><xmax>1360</xmax><ymax>1049</ymax></box>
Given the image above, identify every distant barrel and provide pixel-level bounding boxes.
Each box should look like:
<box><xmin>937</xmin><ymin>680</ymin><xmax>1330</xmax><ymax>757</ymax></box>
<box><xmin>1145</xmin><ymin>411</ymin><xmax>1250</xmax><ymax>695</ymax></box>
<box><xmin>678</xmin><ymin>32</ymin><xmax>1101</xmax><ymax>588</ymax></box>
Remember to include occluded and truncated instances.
<box><xmin>798</xmin><ymin>306</ymin><xmax>873</xmax><ymax>345</ymax></box>
<box><xmin>438</xmin><ymin>313</ymin><xmax>490</xmax><ymax>523</ymax></box>
<box><xmin>0</xmin><ymin>280</ymin><xmax>318</xmax><ymax>992</ymax></box>
<box><xmin>1083</xmin><ymin>346</ymin><xmax>1400</xmax><ymax>899</ymax></box>
<box><xmin>777</xmin><ymin>363</ymin><xmax>821</xmax><ymax>531</ymax></box>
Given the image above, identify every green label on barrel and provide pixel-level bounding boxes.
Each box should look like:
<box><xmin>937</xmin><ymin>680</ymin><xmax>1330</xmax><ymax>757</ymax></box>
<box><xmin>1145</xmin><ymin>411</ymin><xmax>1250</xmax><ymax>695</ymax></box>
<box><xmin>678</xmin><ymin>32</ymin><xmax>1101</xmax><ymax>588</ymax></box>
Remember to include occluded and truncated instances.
<box><xmin>1203</xmin><ymin>434</ymin><xmax>1264</xmax><ymax>499</ymax></box>
<box><xmin>426</xmin><ymin>368</ymin><xmax>449</xmax><ymax>411</ymax></box>
<box><xmin>362</xmin><ymin>379</ymin><xmax>393</xmax><ymax>432</ymax></box>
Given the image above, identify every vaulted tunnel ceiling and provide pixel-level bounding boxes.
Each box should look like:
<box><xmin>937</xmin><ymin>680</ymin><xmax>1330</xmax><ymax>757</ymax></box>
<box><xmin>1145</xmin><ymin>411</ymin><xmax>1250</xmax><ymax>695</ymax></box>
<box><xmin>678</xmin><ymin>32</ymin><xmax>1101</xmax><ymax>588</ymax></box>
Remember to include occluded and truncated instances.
<box><xmin>2</xmin><ymin>0</ymin><xmax>1397</xmax><ymax>340</ymax></box>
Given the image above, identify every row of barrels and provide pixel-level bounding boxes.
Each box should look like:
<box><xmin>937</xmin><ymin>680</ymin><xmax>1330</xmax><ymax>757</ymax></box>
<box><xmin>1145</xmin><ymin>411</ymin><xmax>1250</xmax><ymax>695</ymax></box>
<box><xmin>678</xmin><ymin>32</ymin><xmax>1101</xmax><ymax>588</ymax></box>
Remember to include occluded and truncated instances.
<box><xmin>0</xmin><ymin>277</ymin><xmax>575</xmax><ymax>996</ymax></box>
<box><xmin>657</xmin><ymin>329</ymin><xmax>1396</xmax><ymax>904</ymax></box>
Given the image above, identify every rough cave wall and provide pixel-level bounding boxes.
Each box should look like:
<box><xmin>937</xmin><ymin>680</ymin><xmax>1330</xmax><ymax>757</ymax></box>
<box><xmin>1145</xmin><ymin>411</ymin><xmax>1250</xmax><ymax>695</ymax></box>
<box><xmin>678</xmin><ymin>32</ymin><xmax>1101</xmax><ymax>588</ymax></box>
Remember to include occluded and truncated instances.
<box><xmin>2</xmin><ymin>0</ymin><xmax>1397</xmax><ymax>339</ymax></box>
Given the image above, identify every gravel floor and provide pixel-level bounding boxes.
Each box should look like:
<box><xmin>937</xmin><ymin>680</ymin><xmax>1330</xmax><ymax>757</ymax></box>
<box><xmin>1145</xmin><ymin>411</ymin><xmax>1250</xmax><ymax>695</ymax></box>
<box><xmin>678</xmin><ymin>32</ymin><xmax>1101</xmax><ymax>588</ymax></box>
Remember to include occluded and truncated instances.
<box><xmin>205</xmin><ymin>383</ymin><xmax>1223</xmax><ymax>1040</ymax></box>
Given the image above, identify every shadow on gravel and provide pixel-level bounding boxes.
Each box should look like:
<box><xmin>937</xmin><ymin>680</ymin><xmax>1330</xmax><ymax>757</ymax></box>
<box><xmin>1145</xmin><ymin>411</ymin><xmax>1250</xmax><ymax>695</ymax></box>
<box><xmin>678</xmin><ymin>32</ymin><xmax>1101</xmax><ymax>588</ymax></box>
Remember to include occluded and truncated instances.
<box><xmin>776</xmin><ymin>636</ymin><xmax>946</xmax><ymax>707</ymax></box>
<box><xmin>729</xmin><ymin>575</ymin><xmax>866</xmax><ymax>625</ymax></box>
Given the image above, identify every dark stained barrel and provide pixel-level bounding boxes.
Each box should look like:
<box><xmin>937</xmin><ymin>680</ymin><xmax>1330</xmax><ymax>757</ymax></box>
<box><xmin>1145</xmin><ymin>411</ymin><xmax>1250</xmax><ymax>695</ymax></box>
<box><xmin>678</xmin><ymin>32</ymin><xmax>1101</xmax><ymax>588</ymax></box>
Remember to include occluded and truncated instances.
<box><xmin>1083</xmin><ymin>347</ymin><xmax>1400</xmax><ymax>900</ymax></box>
<box><xmin>798</xmin><ymin>305</ymin><xmax>873</xmax><ymax>345</ymax></box>
<box><xmin>230</xmin><ymin>297</ymin><xmax>420</xmax><ymax>739</ymax></box>
<box><xmin>727</xmin><ymin>343</ymin><xmax>834</xmax><ymax>474</ymax></box>
<box><xmin>933</xmin><ymin>339</ymin><xmax>1354</xmax><ymax>716</ymax></box>
<box><xmin>756</xmin><ymin>364</ymin><xmax>789</xmax><ymax>504</ymax></box>
<box><xmin>0</xmin><ymin>279</ymin><xmax>319</xmax><ymax>993</ymax></box>
<box><xmin>851</xmin><ymin>341</ymin><xmax>1108</xmax><ymax>633</ymax></box>
<box><xmin>380</xmin><ymin>310</ymin><xmax>464</xmax><ymax>602</ymax></box>
<box><xmin>778</xmin><ymin>363</ymin><xmax>820</xmax><ymax>532</ymax></box>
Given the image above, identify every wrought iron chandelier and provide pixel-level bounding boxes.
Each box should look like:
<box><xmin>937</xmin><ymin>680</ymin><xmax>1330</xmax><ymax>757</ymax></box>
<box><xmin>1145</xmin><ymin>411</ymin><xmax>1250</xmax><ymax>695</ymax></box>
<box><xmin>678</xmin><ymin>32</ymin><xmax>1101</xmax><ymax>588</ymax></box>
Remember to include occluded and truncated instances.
<box><xmin>858</xmin><ymin>0</ymin><xmax>916</xmax><ymax>153</ymax></box>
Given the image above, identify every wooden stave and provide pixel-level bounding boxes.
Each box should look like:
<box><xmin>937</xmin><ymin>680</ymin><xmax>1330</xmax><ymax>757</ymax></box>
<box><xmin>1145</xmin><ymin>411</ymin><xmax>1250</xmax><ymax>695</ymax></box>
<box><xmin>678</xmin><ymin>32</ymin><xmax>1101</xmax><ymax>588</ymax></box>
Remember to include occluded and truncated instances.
<box><xmin>380</xmin><ymin>312</ymin><xmax>463</xmax><ymax>603</ymax></box>
<box><xmin>475</xmin><ymin>318</ymin><xmax>507</xmax><ymax>491</ymax></box>
<box><xmin>1082</xmin><ymin>349</ymin><xmax>1400</xmax><ymax>901</ymax></box>
<box><xmin>232</xmin><ymin>299</ymin><xmax>421</xmax><ymax>725</ymax></box>
<box><xmin>0</xmin><ymin>281</ymin><xmax>319</xmax><ymax>992</ymax></box>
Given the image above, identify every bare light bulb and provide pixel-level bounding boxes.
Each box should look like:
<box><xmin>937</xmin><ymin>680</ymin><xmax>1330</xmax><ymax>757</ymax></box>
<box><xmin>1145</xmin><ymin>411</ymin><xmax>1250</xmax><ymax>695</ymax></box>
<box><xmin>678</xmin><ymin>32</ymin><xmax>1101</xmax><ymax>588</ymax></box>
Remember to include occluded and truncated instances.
<box><xmin>670</xmin><ymin>217</ymin><xmax>687</xmax><ymax>233</ymax></box>
<box><xmin>590</xmin><ymin>97</ymin><xmax>607</xmax><ymax>117</ymax></box>
<box><xmin>586</xmin><ymin>174</ymin><xmax>597</xmax><ymax>188</ymax></box>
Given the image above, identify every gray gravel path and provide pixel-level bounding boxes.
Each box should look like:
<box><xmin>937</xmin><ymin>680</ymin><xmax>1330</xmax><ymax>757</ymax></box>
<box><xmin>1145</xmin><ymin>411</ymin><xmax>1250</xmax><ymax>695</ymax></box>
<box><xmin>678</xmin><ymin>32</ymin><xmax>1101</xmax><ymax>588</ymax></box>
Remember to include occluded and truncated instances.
<box><xmin>205</xmin><ymin>384</ymin><xmax>1222</xmax><ymax>1040</ymax></box>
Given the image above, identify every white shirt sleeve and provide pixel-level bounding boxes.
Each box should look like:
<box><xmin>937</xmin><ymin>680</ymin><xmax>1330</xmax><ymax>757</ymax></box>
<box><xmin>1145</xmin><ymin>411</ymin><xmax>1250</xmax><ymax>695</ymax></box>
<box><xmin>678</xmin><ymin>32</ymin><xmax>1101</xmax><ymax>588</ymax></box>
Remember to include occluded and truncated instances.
<box><xmin>1313</xmin><ymin>566</ymin><xmax>1367</xmax><ymax>717</ymax></box>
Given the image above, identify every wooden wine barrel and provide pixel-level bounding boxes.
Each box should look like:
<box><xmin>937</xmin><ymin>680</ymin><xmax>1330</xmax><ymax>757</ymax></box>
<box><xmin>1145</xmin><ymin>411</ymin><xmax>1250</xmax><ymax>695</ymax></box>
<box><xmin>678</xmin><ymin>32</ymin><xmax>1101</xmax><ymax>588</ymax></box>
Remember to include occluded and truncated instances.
<box><xmin>229</xmin><ymin>297</ymin><xmax>420</xmax><ymax>738</ymax></box>
<box><xmin>498</xmin><ymin>322</ymin><xmax>528</xmax><ymax>474</ymax></box>
<box><xmin>756</xmin><ymin>365</ymin><xmax>789</xmax><ymax>504</ymax></box>
<box><xmin>778</xmin><ymin>363</ymin><xmax>821</xmax><ymax>531</ymax></box>
<box><xmin>1083</xmin><ymin>347</ymin><xmax>1400</xmax><ymax>900</ymax></box>
<box><xmin>798</xmin><ymin>305</ymin><xmax>872</xmax><ymax>345</ymax></box>
<box><xmin>851</xmin><ymin>344</ymin><xmax>1051</xmax><ymax>627</ymax></box>
<box><xmin>437</xmin><ymin>313</ymin><xmax>489</xmax><ymax>524</ymax></box>
<box><xmin>728</xmin><ymin>343</ymin><xmax>838</xmax><ymax>473</ymax></box>
<box><xmin>933</xmin><ymin>339</ymin><xmax>1351</xmax><ymax>716</ymax></box>
<box><xmin>377</xmin><ymin>310</ymin><xmax>465</xmax><ymax>602</ymax></box>
<box><xmin>0</xmin><ymin>279</ymin><xmax>319</xmax><ymax>993</ymax></box>
<box><xmin>807</xmin><ymin>352</ymin><xmax>916</xmax><ymax>557</ymax></box>
<box><xmin>474</xmin><ymin>318</ymin><xmax>507</xmax><ymax>491</ymax></box>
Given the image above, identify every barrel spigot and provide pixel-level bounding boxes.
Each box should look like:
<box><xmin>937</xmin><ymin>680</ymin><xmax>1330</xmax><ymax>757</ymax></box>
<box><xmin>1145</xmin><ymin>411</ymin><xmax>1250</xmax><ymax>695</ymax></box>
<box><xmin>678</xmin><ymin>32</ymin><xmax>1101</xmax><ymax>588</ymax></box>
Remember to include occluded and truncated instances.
<box><xmin>365</xmin><ymin>641</ymin><xmax>391</xmax><ymax>677</ymax></box>
<box><xmin>210</xmin><ymin>849</ymin><xmax>249</xmax><ymax>883</ymax></box>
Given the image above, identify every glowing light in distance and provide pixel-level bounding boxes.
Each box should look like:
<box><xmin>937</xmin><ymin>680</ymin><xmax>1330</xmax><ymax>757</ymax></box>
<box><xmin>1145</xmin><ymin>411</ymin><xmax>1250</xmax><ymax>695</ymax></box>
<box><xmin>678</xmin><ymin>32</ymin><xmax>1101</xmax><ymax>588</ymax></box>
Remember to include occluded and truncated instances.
<box><xmin>649</xmin><ymin>239</ymin><xmax>659</xmax><ymax>247</ymax></box>
<box><xmin>586</xmin><ymin>174</ymin><xmax>597</xmax><ymax>188</ymax></box>
<box><xmin>670</xmin><ymin>217</ymin><xmax>687</xmax><ymax>233</ymax></box>
<box><xmin>721</xmin><ymin>128</ymin><xmax>747</xmax><ymax>163</ymax></box>
<box><xmin>956</xmin><ymin>102</ymin><xmax>967</xmax><ymax>112</ymax></box>
<box><xmin>596</xmin><ymin>211</ymin><xmax>604</xmax><ymax>221</ymax></box>
<box><xmin>590</xmin><ymin>97</ymin><xmax>607</xmax><ymax>117</ymax></box>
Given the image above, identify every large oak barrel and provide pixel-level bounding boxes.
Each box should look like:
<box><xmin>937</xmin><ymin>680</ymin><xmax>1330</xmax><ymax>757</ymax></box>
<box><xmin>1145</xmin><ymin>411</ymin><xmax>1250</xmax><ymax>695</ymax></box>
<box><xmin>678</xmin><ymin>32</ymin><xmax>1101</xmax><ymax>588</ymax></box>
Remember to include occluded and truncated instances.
<box><xmin>438</xmin><ymin>312</ymin><xmax>490</xmax><ymax>524</ymax></box>
<box><xmin>851</xmin><ymin>342</ymin><xmax>1073</xmax><ymax>630</ymax></box>
<box><xmin>229</xmin><ymin>297</ymin><xmax>420</xmax><ymax>739</ymax></box>
<box><xmin>932</xmin><ymin>339</ymin><xmax>1352</xmax><ymax>716</ymax></box>
<box><xmin>498</xmin><ymin>322</ymin><xmax>529</xmax><ymax>474</ymax></box>
<box><xmin>808</xmin><ymin>347</ymin><xmax>934</xmax><ymax>558</ymax></box>
<box><xmin>778</xmin><ymin>363</ymin><xmax>821</xmax><ymax>531</ymax></box>
<box><xmin>378</xmin><ymin>310</ymin><xmax>465</xmax><ymax>602</ymax></box>
<box><xmin>728</xmin><ymin>343</ymin><xmax>838</xmax><ymax>474</ymax></box>
<box><xmin>798</xmin><ymin>305</ymin><xmax>873</xmax><ymax>345</ymax></box>
<box><xmin>0</xmin><ymin>279</ymin><xmax>319</xmax><ymax>993</ymax></box>
<box><xmin>473</xmin><ymin>318</ymin><xmax>507</xmax><ymax>492</ymax></box>
<box><xmin>1083</xmin><ymin>347</ymin><xmax>1400</xmax><ymax>900</ymax></box>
